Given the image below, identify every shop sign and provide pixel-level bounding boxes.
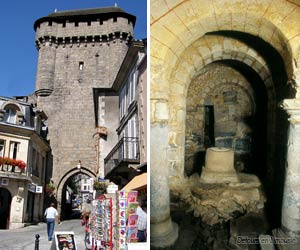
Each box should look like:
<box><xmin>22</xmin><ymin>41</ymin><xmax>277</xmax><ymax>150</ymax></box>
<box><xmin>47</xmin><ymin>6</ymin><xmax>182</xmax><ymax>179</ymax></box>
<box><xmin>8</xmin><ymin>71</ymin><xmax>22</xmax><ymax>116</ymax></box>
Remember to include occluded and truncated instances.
<box><xmin>106</xmin><ymin>184</ymin><xmax>118</xmax><ymax>193</ymax></box>
<box><xmin>28</xmin><ymin>183</ymin><xmax>36</xmax><ymax>193</ymax></box>
<box><xmin>1</xmin><ymin>178</ymin><xmax>9</xmax><ymax>186</ymax></box>
<box><xmin>36</xmin><ymin>186</ymin><xmax>43</xmax><ymax>193</ymax></box>
<box><xmin>98</xmin><ymin>177</ymin><xmax>108</xmax><ymax>183</ymax></box>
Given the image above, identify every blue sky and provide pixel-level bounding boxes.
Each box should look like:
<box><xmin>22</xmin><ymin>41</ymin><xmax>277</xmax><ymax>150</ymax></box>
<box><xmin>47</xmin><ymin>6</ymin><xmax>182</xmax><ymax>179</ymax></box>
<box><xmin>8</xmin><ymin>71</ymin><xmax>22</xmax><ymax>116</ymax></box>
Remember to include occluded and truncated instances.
<box><xmin>0</xmin><ymin>0</ymin><xmax>147</xmax><ymax>98</ymax></box>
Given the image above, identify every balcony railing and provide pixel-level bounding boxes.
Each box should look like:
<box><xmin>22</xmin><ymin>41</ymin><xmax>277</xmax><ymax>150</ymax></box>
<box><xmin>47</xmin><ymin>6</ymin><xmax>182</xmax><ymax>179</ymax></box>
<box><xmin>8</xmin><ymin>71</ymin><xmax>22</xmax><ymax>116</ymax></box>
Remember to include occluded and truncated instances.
<box><xmin>0</xmin><ymin>164</ymin><xmax>27</xmax><ymax>177</ymax></box>
<box><xmin>104</xmin><ymin>137</ymin><xmax>139</xmax><ymax>176</ymax></box>
<box><xmin>0</xmin><ymin>157</ymin><xmax>27</xmax><ymax>178</ymax></box>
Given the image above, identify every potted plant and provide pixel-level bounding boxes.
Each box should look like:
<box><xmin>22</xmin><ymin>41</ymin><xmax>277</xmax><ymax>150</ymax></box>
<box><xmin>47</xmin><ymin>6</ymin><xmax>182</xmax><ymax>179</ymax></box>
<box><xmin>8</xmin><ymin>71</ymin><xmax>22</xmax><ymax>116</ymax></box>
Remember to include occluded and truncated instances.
<box><xmin>45</xmin><ymin>183</ymin><xmax>56</xmax><ymax>196</ymax></box>
<box><xmin>0</xmin><ymin>156</ymin><xmax>26</xmax><ymax>172</ymax></box>
<box><xmin>93</xmin><ymin>181</ymin><xmax>107</xmax><ymax>195</ymax></box>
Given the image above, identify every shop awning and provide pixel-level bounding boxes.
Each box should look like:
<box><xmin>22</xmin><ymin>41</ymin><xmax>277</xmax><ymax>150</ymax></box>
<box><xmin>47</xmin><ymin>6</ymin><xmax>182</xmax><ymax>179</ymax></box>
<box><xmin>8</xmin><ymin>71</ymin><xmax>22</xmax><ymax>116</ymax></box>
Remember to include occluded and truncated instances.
<box><xmin>122</xmin><ymin>173</ymin><xmax>147</xmax><ymax>191</ymax></box>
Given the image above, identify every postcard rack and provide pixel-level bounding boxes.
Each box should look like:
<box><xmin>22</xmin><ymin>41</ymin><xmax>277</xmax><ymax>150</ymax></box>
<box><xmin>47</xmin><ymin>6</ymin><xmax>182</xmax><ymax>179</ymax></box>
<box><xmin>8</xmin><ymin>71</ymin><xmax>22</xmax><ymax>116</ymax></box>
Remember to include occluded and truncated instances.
<box><xmin>90</xmin><ymin>196</ymin><xmax>113</xmax><ymax>250</ymax></box>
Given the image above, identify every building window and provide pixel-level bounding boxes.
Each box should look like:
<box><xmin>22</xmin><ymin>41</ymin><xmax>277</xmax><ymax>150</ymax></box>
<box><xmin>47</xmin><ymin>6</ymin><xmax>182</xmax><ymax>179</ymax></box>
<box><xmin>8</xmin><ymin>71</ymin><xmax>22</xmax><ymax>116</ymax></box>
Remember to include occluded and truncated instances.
<box><xmin>128</xmin><ymin>69</ymin><xmax>136</xmax><ymax>105</ymax></box>
<box><xmin>128</xmin><ymin>115</ymin><xmax>137</xmax><ymax>159</ymax></box>
<box><xmin>120</xmin><ymin>85</ymin><xmax>127</xmax><ymax>119</ymax></box>
<box><xmin>79</xmin><ymin>62</ymin><xmax>84</xmax><ymax>70</ymax></box>
<box><xmin>3</xmin><ymin>105</ymin><xmax>19</xmax><ymax>124</ymax></box>
<box><xmin>31</xmin><ymin>148</ymin><xmax>40</xmax><ymax>177</ymax></box>
<box><xmin>0</xmin><ymin>139</ymin><xmax>5</xmax><ymax>157</ymax></box>
<box><xmin>9</xmin><ymin>141</ymin><xmax>19</xmax><ymax>159</ymax></box>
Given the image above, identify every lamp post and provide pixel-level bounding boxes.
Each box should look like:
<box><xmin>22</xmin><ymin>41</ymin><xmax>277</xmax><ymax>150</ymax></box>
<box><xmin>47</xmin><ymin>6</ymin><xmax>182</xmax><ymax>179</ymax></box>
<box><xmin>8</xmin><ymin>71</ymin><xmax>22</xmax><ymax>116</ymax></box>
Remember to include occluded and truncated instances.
<box><xmin>77</xmin><ymin>160</ymin><xmax>82</xmax><ymax>209</ymax></box>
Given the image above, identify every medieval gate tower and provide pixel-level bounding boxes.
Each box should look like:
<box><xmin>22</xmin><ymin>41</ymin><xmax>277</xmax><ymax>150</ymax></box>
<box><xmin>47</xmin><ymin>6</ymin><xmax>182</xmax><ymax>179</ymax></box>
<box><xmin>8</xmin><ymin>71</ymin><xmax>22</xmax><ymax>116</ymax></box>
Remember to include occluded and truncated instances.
<box><xmin>33</xmin><ymin>7</ymin><xmax>135</xmax><ymax>213</ymax></box>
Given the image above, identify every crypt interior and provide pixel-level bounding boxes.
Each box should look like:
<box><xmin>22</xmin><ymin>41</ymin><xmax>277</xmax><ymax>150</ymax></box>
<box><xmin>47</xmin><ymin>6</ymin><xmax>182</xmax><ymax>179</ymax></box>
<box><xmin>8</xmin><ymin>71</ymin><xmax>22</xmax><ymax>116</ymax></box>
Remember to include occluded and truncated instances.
<box><xmin>150</xmin><ymin>1</ymin><xmax>300</xmax><ymax>249</ymax></box>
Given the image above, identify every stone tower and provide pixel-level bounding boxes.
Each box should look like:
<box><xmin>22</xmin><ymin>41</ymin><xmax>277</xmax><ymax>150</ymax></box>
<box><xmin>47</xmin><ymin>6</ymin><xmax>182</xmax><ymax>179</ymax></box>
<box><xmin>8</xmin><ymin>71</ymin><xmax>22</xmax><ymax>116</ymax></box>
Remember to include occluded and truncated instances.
<box><xmin>33</xmin><ymin>7</ymin><xmax>135</xmax><ymax>206</ymax></box>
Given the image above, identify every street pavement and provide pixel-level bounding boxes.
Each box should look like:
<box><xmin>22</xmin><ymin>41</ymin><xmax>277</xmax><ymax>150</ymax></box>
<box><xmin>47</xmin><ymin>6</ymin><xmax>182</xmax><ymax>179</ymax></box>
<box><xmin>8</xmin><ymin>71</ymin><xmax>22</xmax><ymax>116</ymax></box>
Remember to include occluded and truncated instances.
<box><xmin>0</xmin><ymin>219</ymin><xmax>86</xmax><ymax>250</ymax></box>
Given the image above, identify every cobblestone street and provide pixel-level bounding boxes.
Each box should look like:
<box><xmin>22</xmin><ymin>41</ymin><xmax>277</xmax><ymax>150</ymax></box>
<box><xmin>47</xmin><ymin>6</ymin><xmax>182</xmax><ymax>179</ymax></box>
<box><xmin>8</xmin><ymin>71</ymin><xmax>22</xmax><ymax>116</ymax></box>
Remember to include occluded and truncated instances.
<box><xmin>0</xmin><ymin>219</ymin><xmax>85</xmax><ymax>250</ymax></box>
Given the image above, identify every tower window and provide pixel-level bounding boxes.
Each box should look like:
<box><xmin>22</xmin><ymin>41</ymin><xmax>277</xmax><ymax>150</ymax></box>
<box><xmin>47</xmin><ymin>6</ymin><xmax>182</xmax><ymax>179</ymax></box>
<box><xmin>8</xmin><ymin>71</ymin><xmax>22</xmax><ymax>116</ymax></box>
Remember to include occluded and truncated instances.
<box><xmin>87</xmin><ymin>21</ymin><xmax>91</xmax><ymax>26</ymax></box>
<box><xmin>113</xmin><ymin>17</ymin><xmax>117</xmax><ymax>22</ymax></box>
<box><xmin>62</xmin><ymin>21</ymin><xmax>66</xmax><ymax>28</ymax></box>
<box><xmin>48</xmin><ymin>21</ymin><xmax>52</xmax><ymax>26</ymax></box>
<box><xmin>100</xmin><ymin>20</ymin><xmax>103</xmax><ymax>25</ymax></box>
<box><xmin>75</xmin><ymin>22</ymin><xmax>79</xmax><ymax>27</ymax></box>
<box><xmin>79</xmin><ymin>62</ymin><xmax>84</xmax><ymax>70</ymax></box>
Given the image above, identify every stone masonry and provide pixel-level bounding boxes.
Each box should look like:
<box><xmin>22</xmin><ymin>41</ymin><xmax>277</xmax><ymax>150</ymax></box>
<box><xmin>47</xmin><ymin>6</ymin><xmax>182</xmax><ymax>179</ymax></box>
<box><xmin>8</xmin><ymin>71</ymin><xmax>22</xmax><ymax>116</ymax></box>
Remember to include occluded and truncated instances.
<box><xmin>151</xmin><ymin>0</ymin><xmax>300</xmax><ymax>248</ymax></box>
<box><xmin>33</xmin><ymin>7</ymin><xmax>135</xmax><ymax>207</ymax></box>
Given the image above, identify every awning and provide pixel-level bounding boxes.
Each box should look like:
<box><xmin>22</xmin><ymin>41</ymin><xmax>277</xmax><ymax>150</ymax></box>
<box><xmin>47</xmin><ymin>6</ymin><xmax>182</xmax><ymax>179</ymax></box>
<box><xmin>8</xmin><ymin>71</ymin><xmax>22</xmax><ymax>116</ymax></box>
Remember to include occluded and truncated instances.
<box><xmin>122</xmin><ymin>173</ymin><xmax>147</xmax><ymax>191</ymax></box>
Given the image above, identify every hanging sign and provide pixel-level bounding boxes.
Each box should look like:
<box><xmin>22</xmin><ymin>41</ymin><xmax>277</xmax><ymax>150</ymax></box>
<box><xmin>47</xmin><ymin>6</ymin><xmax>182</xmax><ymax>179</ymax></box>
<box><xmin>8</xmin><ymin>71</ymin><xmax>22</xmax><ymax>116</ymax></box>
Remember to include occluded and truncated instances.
<box><xmin>36</xmin><ymin>186</ymin><xmax>43</xmax><ymax>193</ymax></box>
<box><xmin>28</xmin><ymin>183</ymin><xmax>36</xmax><ymax>193</ymax></box>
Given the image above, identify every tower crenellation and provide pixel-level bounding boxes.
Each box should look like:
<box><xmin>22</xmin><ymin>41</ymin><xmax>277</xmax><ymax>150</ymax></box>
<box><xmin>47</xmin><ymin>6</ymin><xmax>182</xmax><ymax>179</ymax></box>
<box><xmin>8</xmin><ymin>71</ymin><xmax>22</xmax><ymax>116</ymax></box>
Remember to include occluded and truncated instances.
<box><xmin>34</xmin><ymin>7</ymin><xmax>135</xmax><ymax>97</ymax></box>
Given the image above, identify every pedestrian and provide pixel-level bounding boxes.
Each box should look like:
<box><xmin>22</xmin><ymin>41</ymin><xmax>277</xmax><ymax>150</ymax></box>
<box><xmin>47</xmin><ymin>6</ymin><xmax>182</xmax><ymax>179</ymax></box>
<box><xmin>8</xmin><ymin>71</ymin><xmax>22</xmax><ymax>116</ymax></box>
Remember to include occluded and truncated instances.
<box><xmin>136</xmin><ymin>197</ymin><xmax>147</xmax><ymax>242</ymax></box>
<box><xmin>44</xmin><ymin>203</ymin><xmax>60</xmax><ymax>241</ymax></box>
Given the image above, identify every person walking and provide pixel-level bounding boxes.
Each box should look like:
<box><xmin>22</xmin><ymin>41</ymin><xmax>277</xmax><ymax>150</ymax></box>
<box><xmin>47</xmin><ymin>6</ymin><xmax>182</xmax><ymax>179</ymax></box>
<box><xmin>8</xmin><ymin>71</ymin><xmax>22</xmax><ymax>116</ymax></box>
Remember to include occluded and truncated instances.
<box><xmin>44</xmin><ymin>203</ymin><xmax>59</xmax><ymax>241</ymax></box>
<box><xmin>136</xmin><ymin>198</ymin><xmax>147</xmax><ymax>242</ymax></box>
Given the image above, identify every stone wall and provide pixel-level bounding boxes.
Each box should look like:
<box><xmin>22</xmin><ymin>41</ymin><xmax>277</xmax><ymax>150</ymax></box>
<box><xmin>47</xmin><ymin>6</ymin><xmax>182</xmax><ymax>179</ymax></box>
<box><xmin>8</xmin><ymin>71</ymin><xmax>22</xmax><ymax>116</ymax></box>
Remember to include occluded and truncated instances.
<box><xmin>185</xmin><ymin>63</ymin><xmax>255</xmax><ymax>174</ymax></box>
<box><xmin>34</xmin><ymin>11</ymin><xmax>133</xmax><ymax>185</ymax></box>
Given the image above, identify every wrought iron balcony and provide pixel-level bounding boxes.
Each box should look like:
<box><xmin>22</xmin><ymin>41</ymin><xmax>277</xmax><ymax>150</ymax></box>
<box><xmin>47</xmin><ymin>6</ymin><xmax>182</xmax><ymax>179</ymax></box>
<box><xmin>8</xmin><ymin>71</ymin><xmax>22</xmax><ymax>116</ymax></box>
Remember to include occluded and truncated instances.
<box><xmin>104</xmin><ymin>137</ymin><xmax>139</xmax><ymax>176</ymax></box>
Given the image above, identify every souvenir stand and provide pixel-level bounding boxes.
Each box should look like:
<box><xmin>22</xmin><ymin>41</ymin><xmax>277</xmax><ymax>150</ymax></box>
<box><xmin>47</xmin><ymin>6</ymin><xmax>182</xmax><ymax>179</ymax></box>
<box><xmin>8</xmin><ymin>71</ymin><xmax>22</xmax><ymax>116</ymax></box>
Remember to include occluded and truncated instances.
<box><xmin>120</xmin><ymin>173</ymin><xmax>148</xmax><ymax>250</ymax></box>
<box><xmin>89</xmin><ymin>196</ymin><xmax>113</xmax><ymax>250</ymax></box>
<box><xmin>115</xmin><ymin>190</ymin><xmax>139</xmax><ymax>250</ymax></box>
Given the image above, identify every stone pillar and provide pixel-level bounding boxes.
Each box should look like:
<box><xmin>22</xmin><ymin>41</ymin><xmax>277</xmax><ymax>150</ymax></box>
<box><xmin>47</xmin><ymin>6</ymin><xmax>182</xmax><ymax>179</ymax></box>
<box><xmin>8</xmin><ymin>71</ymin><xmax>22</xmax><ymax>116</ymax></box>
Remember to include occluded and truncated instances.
<box><xmin>280</xmin><ymin>99</ymin><xmax>300</xmax><ymax>240</ymax></box>
<box><xmin>150</xmin><ymin>100</ymin><xmax>178</xmax><ymax>248</ymax></box>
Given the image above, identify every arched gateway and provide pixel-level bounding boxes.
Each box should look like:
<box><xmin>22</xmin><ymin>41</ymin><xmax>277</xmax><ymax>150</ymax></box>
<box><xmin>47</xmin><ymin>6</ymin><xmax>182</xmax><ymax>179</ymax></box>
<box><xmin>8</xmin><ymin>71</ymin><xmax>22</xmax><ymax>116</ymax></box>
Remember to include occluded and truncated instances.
<box><xmin>56</xmin><ymin>167</ymin><xmax>96</xmax><ymax>220</ymax></box>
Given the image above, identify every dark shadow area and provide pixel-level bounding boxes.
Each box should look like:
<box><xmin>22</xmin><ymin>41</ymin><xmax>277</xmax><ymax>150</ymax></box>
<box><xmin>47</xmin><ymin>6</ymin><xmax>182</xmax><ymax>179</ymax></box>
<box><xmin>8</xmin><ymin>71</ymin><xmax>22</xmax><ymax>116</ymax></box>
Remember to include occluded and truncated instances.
<box><xmin>61</xmin><ymin>173</ymin><xmax>83</xmax><ymax>220</ymax></box>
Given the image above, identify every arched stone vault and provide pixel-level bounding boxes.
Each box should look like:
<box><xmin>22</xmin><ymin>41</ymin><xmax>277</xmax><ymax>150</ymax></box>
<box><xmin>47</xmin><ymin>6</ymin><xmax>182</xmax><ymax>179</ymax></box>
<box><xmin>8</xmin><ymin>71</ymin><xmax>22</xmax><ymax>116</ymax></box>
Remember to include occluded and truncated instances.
<box><xmin>166</xmin><ymin>33</ymin><xmax>281</xmax><ymax>177</ymax></box>
<box><xmin>151</xmin><ymin>0</ymin><xmax>299</xmax><ymax>99</ymax></box>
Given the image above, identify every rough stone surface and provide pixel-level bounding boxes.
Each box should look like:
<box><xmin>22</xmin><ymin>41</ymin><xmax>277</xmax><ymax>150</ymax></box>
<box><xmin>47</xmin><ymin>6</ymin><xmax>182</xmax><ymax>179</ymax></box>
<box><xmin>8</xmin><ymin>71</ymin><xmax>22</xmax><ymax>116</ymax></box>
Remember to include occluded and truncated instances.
<box><xmin>169</xmin><ymin>173</ymin><xmax>265</xmax><ymax>226</ymax></box>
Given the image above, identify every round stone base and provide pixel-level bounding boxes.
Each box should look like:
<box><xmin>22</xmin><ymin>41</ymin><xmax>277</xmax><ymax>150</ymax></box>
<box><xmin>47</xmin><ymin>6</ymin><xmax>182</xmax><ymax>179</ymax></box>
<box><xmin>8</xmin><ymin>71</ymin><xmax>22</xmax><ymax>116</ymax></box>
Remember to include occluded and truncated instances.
<box><xmin>200</xmin><ymin>168</ymin><xmax>239</xmax><ymax>183</ymax></box>
<box><xmin>151</xmin><ymin>219</ymin><xmax>179</xmax><ymax>249</ymax></box>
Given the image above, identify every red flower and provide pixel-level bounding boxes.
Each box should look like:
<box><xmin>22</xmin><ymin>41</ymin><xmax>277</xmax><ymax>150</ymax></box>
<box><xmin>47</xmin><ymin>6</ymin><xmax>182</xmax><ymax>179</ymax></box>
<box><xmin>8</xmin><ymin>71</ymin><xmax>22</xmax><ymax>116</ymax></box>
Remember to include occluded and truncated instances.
<box><xmin>0</xmin><ymin>156</ymin><xmax>26</xmax><ymax>169</ymax></box>
<box><xmin>11</xmin><ymin>159</ymin><xmax>18</xmax><ymax>167</ymax></box>
<box><xmin>16</xmin><ymin>160</ymin><xmax>26</xmax><ymax>170</ymax></box>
